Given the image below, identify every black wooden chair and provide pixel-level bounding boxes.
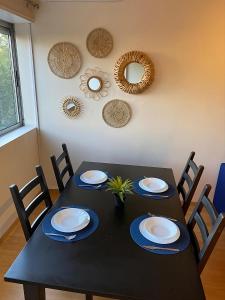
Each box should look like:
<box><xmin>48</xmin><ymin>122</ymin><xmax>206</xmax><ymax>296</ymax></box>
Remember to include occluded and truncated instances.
<box><xmin>9</xmin><ymin>165</ymin><xmax>52</xmax><ymax>241</ymax></box>
<box><xmin>177</xmin><ymin>151</ymin><xmax>204</xmax><ymax>215</ymax></box>
<box><xmin>50</xmin><ymin>143</ymin><xmax>74</xmax><ymax>192</ymax></box>
<box><xmin>188</xmin><ymin>184</ymin><xmax>225</xmax><ymax>273</ymax></box>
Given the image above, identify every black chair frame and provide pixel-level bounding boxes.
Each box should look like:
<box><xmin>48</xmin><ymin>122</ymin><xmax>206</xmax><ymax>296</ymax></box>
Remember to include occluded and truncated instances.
<box><xmin>188</xmin><ymin>184</ymin><xmax>225</xmax><ymax>273</ymax></box>
<box><xmin>10</xmin><ymin>165</ymin><xmax>52</xmax><ymax>241</ymax></box>
<box><xmin>51</xmin><ymin>143</ymin><xmax>74</xmax><ymax>192</ymax></box>
<box><xmin>177</xmin><ymin>151</ymin><xmax>204</xmax><ymax>215</ymax></box>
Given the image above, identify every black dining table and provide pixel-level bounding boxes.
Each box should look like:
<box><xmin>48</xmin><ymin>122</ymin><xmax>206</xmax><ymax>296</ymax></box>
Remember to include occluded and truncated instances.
<box><xmin>4</xmin><ymin>161</ymin><xmax>206</xmax><ymax>300</ymax></box>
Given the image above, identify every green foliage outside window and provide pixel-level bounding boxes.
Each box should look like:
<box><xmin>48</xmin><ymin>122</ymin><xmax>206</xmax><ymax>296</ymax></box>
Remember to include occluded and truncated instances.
<box><xmin>0</xmin><ymin>32</ymin><xmax>19</xmax><ymax>132</ymax></box>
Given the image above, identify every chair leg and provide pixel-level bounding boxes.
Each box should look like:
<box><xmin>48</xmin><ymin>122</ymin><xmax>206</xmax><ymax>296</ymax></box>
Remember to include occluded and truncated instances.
<box><xmin>85</xmin><ymin>294</ymin><xmax>93</xmax><ymax>300</ymax></box>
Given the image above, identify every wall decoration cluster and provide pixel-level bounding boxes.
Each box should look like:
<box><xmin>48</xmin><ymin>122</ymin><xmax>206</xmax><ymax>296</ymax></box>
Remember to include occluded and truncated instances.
<box><xmin>102</xmin><ymin>99</ymin><xmax>132</xmax><ymax>128</ymax></box>
<box><xmin>114</xmin><ymin>50</ymin><xmax>154</xmax><ymax>94</ymax></box>
<box><xmin>48</xmin><ymin>42</ymin><xmax>81</xmax><ymax>79</ymax></box>
<box><xmin>79</xmin><ymin>67</ymin><xmax>111</xmax><ymax>100</ymax></box>
<box><xmin>48</xmin><ymin>28</ymin><xmax>155</xmax><ymax>128</ymax></box>
<box><xmin>87</xmin><ymin>28</ymin><xmax>113</xmax><ymax>58</ymax></box>
<box><xmin>62</xmin><ymin>96</ymin><xmax>82</xmax><ymax>118</ymax></box>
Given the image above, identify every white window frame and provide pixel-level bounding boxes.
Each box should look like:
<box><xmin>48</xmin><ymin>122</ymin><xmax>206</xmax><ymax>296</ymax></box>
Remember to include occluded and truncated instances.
<box><xmin>0</xmin><ymin>19</ymin><xmax>23</xmax><ymax>137</ymax></box>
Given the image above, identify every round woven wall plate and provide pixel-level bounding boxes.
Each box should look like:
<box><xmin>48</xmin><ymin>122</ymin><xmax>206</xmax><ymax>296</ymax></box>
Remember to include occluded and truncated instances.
<box><xmin>48</xmin><ymin>42</ymin><xmax>81</xmax><ymax>79</ymax></box>
<box><xmin>102</xmin><ymin>99</ymin><xmax>131</xmax><ymax>128</ymax></box>
<box><xmin>87</xmin><ymin>28</ymin><xmax>113</xmax><ymax>58</ymax></box>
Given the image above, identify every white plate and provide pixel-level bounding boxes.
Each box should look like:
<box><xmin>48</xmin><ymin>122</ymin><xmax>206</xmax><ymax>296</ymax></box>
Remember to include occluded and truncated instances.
<box><xmin>139</xmin><ymin>217</ymin><xmax>180</xmax><ymax>244</ymax></box>
<box><xmin>139</xmin><ymin>178</ymin><xmax>168</xmax><ymax>193</ymax></box>
<box><xmin>80</xmin><ymin>170</ymin><xmax>108</xmax><ymax>184</ymax></box>
<box><xmin>51</xmin><ymin>208</ymin><xmax>90</xmax><ymax>233</ymax></box>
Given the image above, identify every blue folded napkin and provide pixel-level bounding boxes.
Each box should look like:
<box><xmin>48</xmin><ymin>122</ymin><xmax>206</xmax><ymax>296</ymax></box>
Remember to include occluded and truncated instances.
<box><xmin>42</xmin><ymin>205</ymin><xmax>99</xmax><ymax>243</ymax></box>
<box><xmin>130</xmin><ymin>214</ymin><xmax>190</xmax><ymax>255</ymax></box>
<box><xmin>133</xmin><ymin>178</ymin><xmax>176</xmax><ymax>199</ymax></box>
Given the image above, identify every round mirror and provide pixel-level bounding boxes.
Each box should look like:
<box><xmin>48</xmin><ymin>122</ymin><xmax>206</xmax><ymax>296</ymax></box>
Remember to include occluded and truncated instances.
<box><xmin>87</xmin><ymin>76</ymin><xmax>102</xmax><ymax>92</ymax></box>
<box><xmin>62</xmin><ymin>96</ymin><xmax>81</xmax><ymax>118</ymax></box>
<box><xmin>124</xmin><ymin>62</ymin><xmax>145</xmax><ymax>84</ymax></box>
<box><xmin>66</xmin><ymin>102</ymin><xmax>77</xmax><ymax>112</ymax></box>
<box><xmin>114</xmin><ymin>51</ymin><xmax>154</xmax><ymax>94</ymax></box>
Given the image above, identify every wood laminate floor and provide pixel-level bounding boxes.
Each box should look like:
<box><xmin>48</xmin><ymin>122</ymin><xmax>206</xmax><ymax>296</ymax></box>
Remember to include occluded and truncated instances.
<box><xmin>0</xmin><ymin>191</ymin><xmax>224</xmax><ymax>300</ymax></box>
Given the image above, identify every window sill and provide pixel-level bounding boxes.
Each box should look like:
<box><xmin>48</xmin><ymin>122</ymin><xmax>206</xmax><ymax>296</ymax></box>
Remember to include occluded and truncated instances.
<box><xmin>0</xmin><ymin>125</ymin><xmax>37</xmax><ymax>148</ymax></box>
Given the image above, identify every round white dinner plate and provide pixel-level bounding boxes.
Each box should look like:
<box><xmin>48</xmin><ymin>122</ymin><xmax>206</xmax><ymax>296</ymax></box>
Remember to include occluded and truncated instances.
<box><xmin>139</xmin><ymin>177</ymin><xmax>168</xmax><ymax>193</ymax></box>
<box><xmin>139</xmin><ymin>217</ymin><xmax>180</xmax><ymax>244</ymax></box>
<box><xmin>80</xmin><ymin>170</ymin><xmax>108</xmax><ymax>184</ymax></box>
<box><xmin>51</xmin><ymin>208</ymin><xmax>90</xmax><ymax>233</ymax></box>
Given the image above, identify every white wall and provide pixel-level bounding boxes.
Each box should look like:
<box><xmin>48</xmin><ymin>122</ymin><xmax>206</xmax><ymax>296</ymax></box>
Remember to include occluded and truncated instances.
<box><xmin>31</xmin><ymin>0</ymin><xmax>225</xmax><ymax>194</ymax></box>
<box><xmin>0</xmin><ymin>129</ymin><xmax>39</xmax><ymax>237</ymax></box>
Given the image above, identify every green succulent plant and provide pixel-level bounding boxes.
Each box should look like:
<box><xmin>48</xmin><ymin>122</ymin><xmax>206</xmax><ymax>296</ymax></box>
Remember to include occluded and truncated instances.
<box><xmin>106</xmin><ymin>176</ymin><xmax>133</xmax><ymax>202</ymax></box>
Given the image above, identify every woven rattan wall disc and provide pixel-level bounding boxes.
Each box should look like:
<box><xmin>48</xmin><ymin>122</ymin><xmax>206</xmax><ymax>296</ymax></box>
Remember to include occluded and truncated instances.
<box><xmin>102</xmin><ymin>99</ymin><xmax>131</xmax><ymax>128</ymax></box>
<box><xmin>87</xmin><ymin>28</ymin><xmax>113</xmax><ymax>58</ymax></box>
<box><xmin>48</xmin><ymin>42</ymin><xmax>81</xmax><ymax>79</ymax></box>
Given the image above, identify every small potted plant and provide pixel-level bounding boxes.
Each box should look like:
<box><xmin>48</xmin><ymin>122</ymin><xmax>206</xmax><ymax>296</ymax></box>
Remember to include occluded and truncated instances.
<box><xmin>106</xmin><ymin>176</ymin><xmax>133</xmax><ymax>208</ymax></box>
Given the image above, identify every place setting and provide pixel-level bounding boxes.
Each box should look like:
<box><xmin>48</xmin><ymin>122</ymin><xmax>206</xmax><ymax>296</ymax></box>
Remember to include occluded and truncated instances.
<box><xmin>74</xmin><ymin>170</ymin><xmax>110</xmax><ymax>190</ymax></box>
<box><xmin>133</xmin><ymin>177</ymin><xmax>176</xmax><ymax>199</ymax></box>
<box><xmin>42</xmin><ymin>205</ymin><xmax>99</xmax><ymax>242</ymax></box>
<box><xmin>130</xmin><ymin>212</ymin><xmax>190</xmax><ymax>254</ymax></box>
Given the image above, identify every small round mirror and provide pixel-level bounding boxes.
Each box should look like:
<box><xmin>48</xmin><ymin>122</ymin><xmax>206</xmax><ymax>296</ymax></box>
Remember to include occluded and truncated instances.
<box><xmin>124</xmin><ymin>62</ymin><xmax>145</xmax><ymax>84</ymax></box>
<box><xmin>87</xmin><ymin>76</ymin><xmax>102</xmax><ymax>92</ymax></box>
<box><xmin>62</xmin><ymin>96</ymin><xmax>81</xmax><ymax>118</ymax></box>
<box><xmin>66</xmin><ymin>102</ymin><xmax>76</xmax><ymax>112</ymax></box>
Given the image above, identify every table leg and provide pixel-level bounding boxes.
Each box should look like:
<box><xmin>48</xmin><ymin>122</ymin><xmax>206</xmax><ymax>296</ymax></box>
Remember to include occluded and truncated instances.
<box><xmin>85</xmin><ymin>294</ymin><xmax>93</xmax><ymax>300</ymax></box>
<box><xmin>23</xmin><ymin>284</ymin><xmax>45</xmax><ymax>300</ymax></box>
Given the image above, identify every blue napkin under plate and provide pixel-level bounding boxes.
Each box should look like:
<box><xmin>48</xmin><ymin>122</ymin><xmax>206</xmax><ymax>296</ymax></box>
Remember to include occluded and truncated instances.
<box><xmin>133</xmin><ymin>178</ymin><xmax>176</xmax><ymax>199</ymax></box>
<box><xmin>42</xmin><ymin>205</ymin><xmax>99</xmax><ymax>243</ymax></box>
<box><xmin>74</xmin><ymin>172</ymin><xmax>111</xmax><ymax>190</ymax></box>
<box><xmin>130</xmin><ymin>214</ymin><xmax>190</xmax><ymax>255</ymax></box>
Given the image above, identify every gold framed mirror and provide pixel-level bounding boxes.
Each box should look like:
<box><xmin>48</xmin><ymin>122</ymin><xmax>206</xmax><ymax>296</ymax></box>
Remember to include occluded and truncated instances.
<box><xmin>62</xmin><ymin>96</ymin><xmax>82</xmax><ymax>118</ymax></box>
<box><xmin>114</xmin><ymin>51</ymin><xmax>154</xmax><ymax>94</ymax></box>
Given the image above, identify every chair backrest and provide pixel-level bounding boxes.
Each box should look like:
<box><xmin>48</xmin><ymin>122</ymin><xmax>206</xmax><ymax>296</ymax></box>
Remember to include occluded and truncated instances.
<box><xmin>50</xmin><ymin>143</ymin><xmax>74</xmax><ymax>192</ymax></box>
<box><xmin>177</xmin><ymin>151</ymin><xmax>204</xmax><ymax>215</ymax></box>
<box><xmin>9</xmin><ymin>165</ymin><xmax>52</xmax><ymax>241</ymax></box>
<box><xmin>188</xmin><ymin>184</ymin><xmax>225</xmax><ymax>273</ymax></box>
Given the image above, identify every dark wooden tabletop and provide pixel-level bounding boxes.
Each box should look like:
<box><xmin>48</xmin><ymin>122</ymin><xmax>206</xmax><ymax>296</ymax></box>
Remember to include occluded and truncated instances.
<box><xmin>5</xmin><ymin>161</ymin><xmax>205</xmax><ymax>300</ymax></box>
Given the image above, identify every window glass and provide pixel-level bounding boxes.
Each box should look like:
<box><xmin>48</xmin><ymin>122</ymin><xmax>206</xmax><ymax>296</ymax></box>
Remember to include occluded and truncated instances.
<box><xmin>0</xmin><ymin>21</ymin><xmax>23</xmax><ymax>136</ymax></box>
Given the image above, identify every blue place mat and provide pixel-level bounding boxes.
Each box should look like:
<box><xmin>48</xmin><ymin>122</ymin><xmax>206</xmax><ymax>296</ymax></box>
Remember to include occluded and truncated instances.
<box><xmin>42</xmin><ymin>205</ymin><xmax>99</xmax><ymax>243</ymax></box>
<box><xmin>130</xmin><ymin>214</ymin><xmax>190</xmax><ymax>255</ymax></box>
<box><xmin>74</xmin><ymin>172</ymin><xmax>111</xmax><ymax>190</ymax></box>
<box><xmin>133</xmin><ymin>178</ymin><xmax>176</xmax><ymax>199</ymax></box>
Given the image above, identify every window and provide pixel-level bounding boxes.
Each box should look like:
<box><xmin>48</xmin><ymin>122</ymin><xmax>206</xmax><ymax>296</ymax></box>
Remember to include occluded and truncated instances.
<box><xmin>0</xmin><ymin>20</ymin><xmax>23</xmax><ymax>136</ymax></box>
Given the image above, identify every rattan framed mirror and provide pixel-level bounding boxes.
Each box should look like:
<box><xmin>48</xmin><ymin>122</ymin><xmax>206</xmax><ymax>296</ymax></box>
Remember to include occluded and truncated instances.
<box><xmin>114</xmin><ymin>51</ymin><xmax>154</xmax><ymax>94</ymax></box>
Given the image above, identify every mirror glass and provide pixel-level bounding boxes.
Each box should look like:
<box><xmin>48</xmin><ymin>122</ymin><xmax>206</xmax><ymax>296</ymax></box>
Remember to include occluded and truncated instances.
<box><xmin>124</xmin><ymin>62</ymin><xmax>145</xmax><ymax>84</ymax></box>
<box><xmin>66</xmin><ymin>102</ymin><xmax>76</xmax><ymax>112</ymax></box>
<box><xmin>88</xmin><ymin>77</ymin><xmax>102</xmax><ymax>91</ymax></box>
